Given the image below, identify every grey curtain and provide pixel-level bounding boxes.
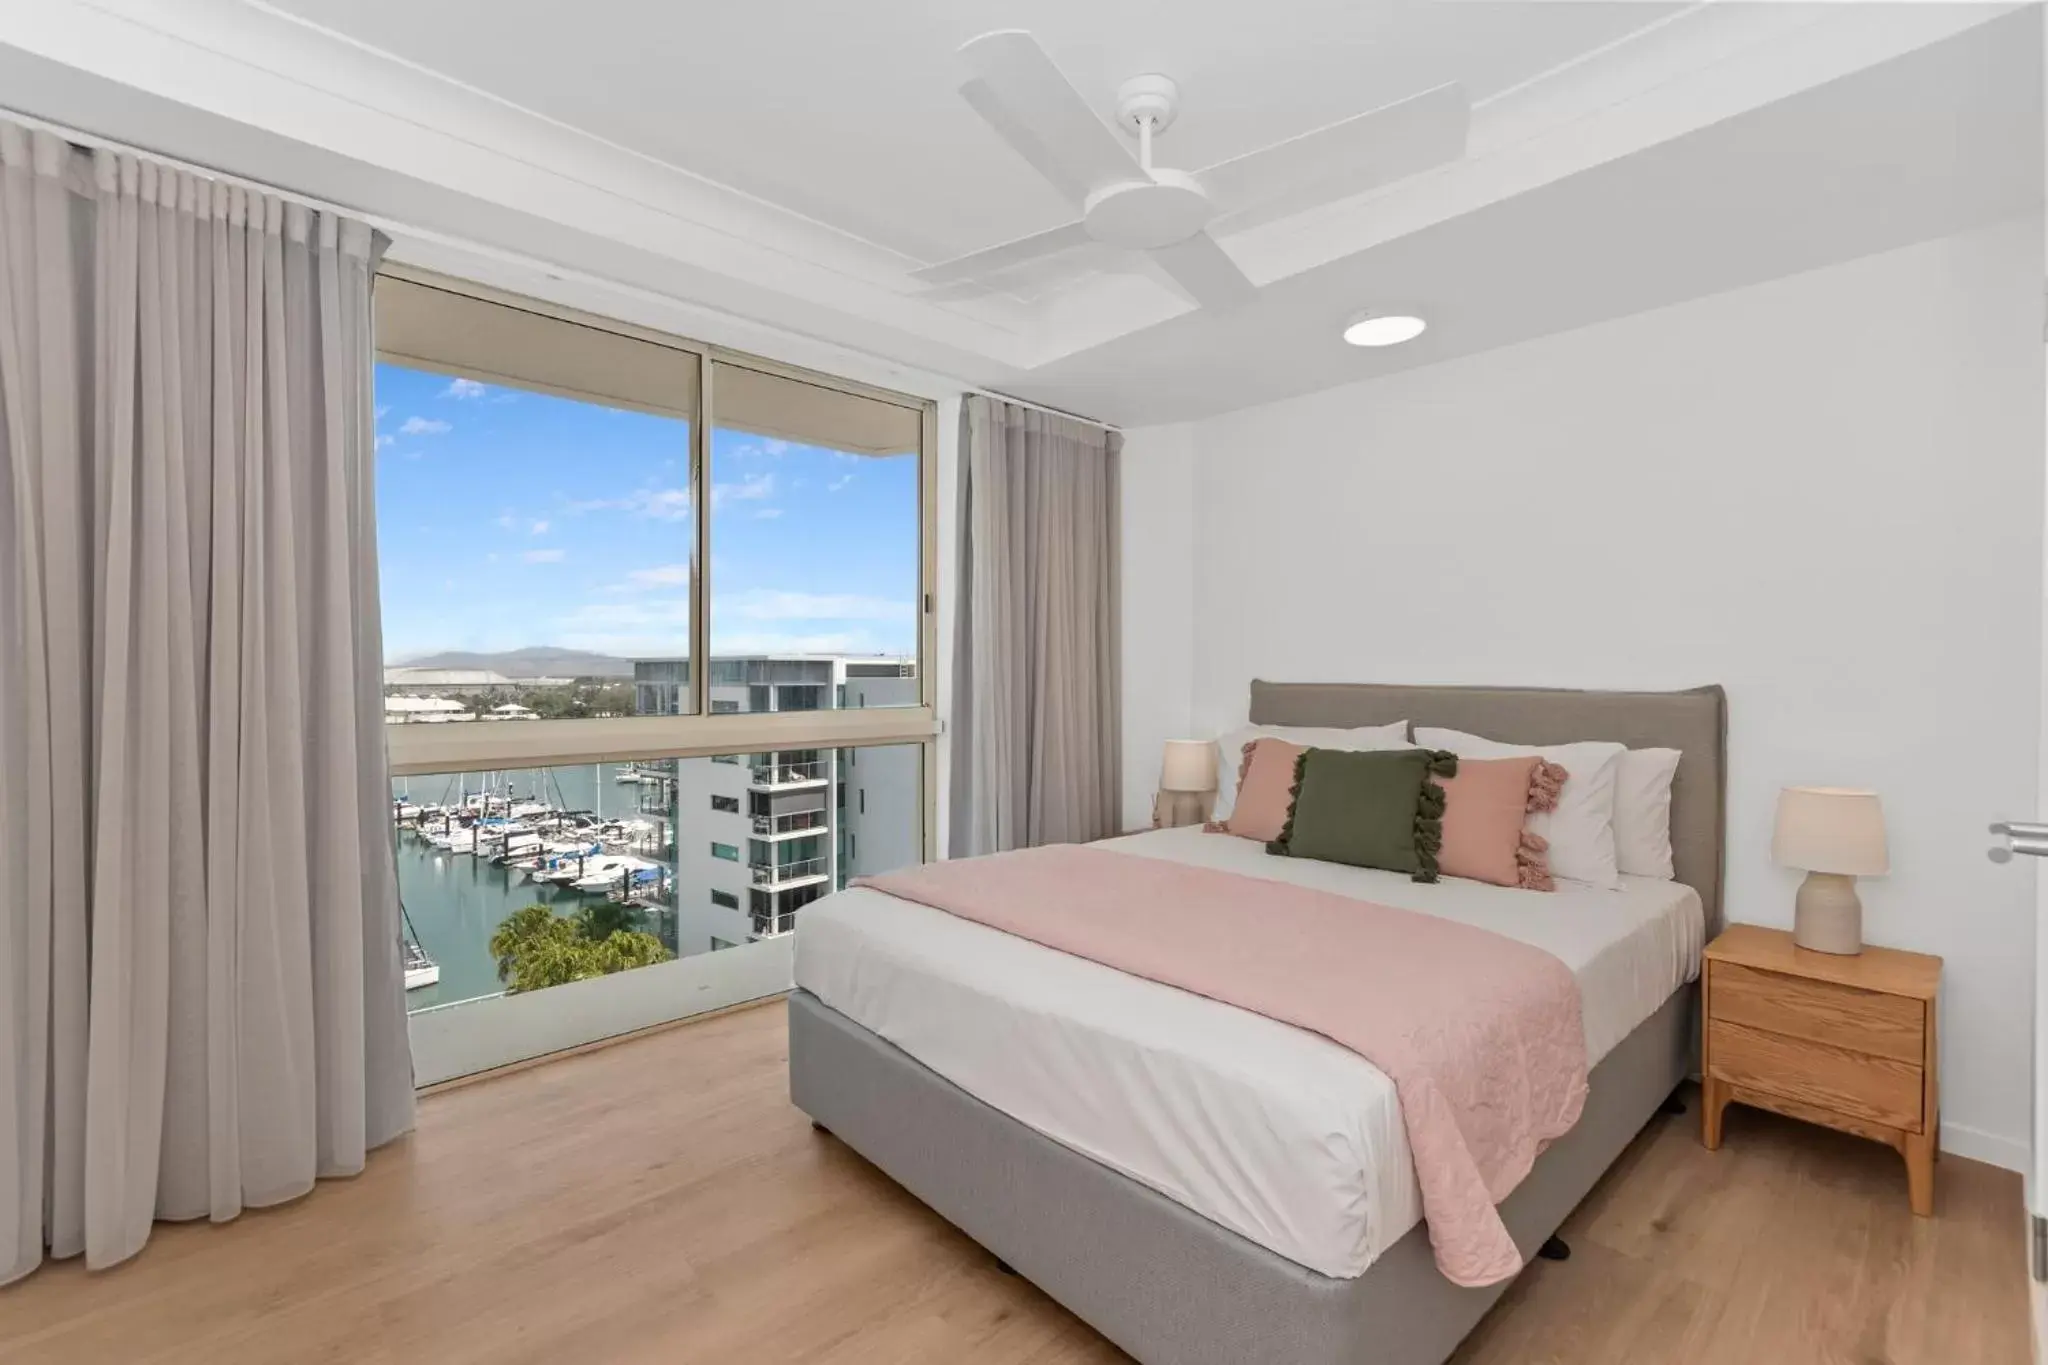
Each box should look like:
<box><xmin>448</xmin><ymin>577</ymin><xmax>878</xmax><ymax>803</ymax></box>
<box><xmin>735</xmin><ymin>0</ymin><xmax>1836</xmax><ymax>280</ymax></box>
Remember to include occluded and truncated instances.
<box><xmin>0</xmin><ymin>122</ymin><xmax>415</xmax><ymax>1285</ymax></box>
<box><xmin>950</xmin><ymin>396</ymin><xmax>1121</xmax><ymax>856</ymax></box>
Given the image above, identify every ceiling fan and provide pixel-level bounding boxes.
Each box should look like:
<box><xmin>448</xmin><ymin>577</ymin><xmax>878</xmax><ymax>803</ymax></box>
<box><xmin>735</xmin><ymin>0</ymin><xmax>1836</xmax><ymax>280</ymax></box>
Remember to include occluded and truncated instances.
<box><xmin>914</xmin><ymin>31</ymin><xmax>1472</xmax><ymax>309</ymax></box>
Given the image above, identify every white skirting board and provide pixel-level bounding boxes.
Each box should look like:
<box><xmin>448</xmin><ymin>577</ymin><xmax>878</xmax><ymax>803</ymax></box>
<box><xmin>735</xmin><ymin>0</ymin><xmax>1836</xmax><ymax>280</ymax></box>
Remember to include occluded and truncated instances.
<box><xmin>1939</xmin><ymin>1122</ymin><xmax>2030</xmax><ymax>1175</ymax></box>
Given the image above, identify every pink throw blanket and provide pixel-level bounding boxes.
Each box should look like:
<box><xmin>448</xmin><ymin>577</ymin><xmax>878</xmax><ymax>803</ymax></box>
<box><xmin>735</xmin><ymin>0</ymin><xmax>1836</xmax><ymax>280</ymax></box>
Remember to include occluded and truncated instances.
<box><xmin>860</xmin><ymin>844</ymin><xmax>1588</xmax><ymax>1287</ymax></box>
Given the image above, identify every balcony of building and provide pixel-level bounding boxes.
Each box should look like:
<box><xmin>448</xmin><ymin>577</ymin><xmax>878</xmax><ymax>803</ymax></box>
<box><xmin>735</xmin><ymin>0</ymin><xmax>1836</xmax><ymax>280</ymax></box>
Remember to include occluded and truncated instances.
<box><xmin>748</xmin><ymin>882</ymin><xmax>826</xmax><ymax>940</ymax></box>
<box><xmin>748</xmin><ymin>855</ymin><xmax>829</xmax><ymax>890</ymax></box>
<box><xmin>747</xmin><ymin>754</ymin><xmax>829</xmax><ymax>791</ymax></box>
<box><xmin>751</xmin><ymin>807</ymin><xmax>828</xmax><ymax>839</ymax></box>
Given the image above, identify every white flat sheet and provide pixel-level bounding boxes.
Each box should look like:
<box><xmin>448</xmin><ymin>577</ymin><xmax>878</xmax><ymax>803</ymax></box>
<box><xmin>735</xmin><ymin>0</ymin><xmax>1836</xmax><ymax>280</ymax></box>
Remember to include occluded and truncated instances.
<box><xmin>793</xmin><ymin>826</ymin><xmax>1703</xmax><ymax>1279</ymax></box>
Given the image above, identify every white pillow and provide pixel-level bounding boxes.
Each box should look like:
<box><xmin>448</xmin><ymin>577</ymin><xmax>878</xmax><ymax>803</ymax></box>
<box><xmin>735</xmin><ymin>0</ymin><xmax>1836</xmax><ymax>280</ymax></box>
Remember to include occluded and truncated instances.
<box><xmin>1413</xmin><ymin>727</ymin><xmax>1626</xmax><ymax>889</ymax></box>
<box><xmin>1613</xmin><ymin>748</ymin><xmax>1682</xmax><ymax>881</ymax></box>
<box><xmin>1209</xmin><ymin>721</ymin><xmax>1411</xmax><ymax>822</ymax></box>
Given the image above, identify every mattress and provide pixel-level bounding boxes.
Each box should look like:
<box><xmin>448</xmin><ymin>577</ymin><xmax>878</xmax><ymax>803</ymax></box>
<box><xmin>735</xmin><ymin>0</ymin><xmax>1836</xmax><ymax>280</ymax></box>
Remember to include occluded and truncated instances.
<box><xmin>792</xmin><ymin>825</ymin><xmax>1703</xmax><ymax>1280</ymax></box>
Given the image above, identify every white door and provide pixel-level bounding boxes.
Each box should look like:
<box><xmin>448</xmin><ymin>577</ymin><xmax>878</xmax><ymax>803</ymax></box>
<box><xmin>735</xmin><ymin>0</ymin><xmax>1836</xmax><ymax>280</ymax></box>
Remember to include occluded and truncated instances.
<box><xmin>1989</xmin><ymin>819</ymin><xmax>2048</xmax><ymax>1264</ymax></box>
<box><xmin>1992</xmin><ymin>242</ymin><xmax>2048</xmax><ymax>1351</ymax></box>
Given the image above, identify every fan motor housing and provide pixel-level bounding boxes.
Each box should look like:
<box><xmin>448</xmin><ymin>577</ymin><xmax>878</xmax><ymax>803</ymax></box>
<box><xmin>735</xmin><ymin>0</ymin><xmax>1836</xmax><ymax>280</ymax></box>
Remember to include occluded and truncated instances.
<box><xmin>1083</xmin><ymin>172</ymin><xmax>1214</xmax><ymax>250</ymax></box>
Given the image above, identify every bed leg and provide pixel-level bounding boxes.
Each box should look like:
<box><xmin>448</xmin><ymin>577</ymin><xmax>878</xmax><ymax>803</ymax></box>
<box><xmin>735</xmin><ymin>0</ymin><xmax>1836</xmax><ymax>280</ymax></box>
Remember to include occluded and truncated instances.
<box><xmin>1660</xmin><ymin>1092</ymin><xmax>1687</xmax><ymax>1116</ymax></box>
<box><xmin>809</xmin><ymin>1119</ymin><xmax>831</xmax><ymax>1136</ymax></box>
<box><xmin>1537</xmin><ymin>1236</ymin><xmax>1571</xmax><ymax>1262</ymax></box>
<box><xmin>995</xmin><ymin>1259</ymin><xmax>1019</xmax><ymax>1276</ymax></box>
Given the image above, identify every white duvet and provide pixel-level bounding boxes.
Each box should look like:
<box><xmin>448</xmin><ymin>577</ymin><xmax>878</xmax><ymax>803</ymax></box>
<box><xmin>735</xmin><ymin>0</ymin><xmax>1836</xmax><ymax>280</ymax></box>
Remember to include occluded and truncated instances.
<box><xmin>792</xmin><ymin>826</ymin><xmax>1702</xmax><ymax>1279</ymax></box>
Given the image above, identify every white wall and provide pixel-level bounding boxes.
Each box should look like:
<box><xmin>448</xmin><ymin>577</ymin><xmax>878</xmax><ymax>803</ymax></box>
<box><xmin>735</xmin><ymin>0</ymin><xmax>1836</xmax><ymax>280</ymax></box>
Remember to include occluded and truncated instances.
<box><xmin>1128</xmin><ymin>217</ymin><xmax>2044</xmax><ymax>1167</ymax></box>
<box><xmin>1120</xmin><ymin>423</ymin><xmax>1198</xmax><ymax>830</ymax></box>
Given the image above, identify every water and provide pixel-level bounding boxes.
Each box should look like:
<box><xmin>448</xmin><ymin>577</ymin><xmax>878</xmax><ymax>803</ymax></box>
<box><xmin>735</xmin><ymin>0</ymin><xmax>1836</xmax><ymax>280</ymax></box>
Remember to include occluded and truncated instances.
<box><xmin>393</xmin><ymin>763</ymin><xmax>674</xmax><ymax>1011</ymax></box>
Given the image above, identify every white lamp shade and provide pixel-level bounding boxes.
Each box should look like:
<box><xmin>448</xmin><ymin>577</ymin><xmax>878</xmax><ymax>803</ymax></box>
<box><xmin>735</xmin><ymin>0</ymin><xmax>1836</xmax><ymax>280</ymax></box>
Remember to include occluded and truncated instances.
<box><xmin>1160</xmin><ymin>740</ymin><xmax>1219</xmax><ymax>793</ymax></box>
<box><xmin>1772</xmin><ymin>786</ymin><xmax>1889</xmax><ymax>876</ymax></box>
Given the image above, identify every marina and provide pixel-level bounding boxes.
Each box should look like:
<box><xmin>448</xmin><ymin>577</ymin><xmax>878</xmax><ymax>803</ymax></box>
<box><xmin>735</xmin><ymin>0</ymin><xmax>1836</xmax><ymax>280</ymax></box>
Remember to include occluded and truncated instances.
<box><xmin>392</xmin><ymin>762</ymin><xmax>679</xmax><ymax>1010</ymax></box>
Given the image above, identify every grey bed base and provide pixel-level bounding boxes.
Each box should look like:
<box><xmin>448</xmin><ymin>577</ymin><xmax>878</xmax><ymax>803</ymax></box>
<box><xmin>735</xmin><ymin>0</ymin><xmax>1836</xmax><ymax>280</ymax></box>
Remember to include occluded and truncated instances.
<box><xmin>789</xmin><ymin>681</ymin><xmax>1723</xmax><ymax>1363</ymax></box>
<box><xmin>790</xmin><ymin>983</ymin><xmax>1693</xmax><ymax>1365</ymax></box>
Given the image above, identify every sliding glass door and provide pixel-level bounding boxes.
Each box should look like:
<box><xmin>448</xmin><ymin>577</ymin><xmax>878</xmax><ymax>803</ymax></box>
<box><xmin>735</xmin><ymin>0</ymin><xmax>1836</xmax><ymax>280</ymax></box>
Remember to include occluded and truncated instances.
<box><xmin>374</xmin><ymin>273</ymin><xmax>936</xmax><ymax>1084</ymax></box>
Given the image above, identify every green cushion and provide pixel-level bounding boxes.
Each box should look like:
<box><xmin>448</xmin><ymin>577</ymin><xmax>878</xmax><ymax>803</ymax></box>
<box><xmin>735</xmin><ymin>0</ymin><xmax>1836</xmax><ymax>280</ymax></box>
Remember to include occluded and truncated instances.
<box><xmin>1268</xmin><ymin>748</ymin><xmax>1457</xmax><ymax>882</ymax></box>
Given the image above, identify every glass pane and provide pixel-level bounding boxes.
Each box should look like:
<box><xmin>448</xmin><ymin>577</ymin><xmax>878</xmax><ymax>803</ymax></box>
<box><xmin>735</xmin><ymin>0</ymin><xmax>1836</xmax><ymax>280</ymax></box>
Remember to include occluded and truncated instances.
<box><xmin>394</xmin><ymin>762</ymin><xmax>680</xmax><ymax>1012</ymax></box>
<box><xmin>705</xmin><ymin>361</ymin><xmax>920</xmax><ymax>714</ymax></box>
<box><xmin>394</xmin><ymin>746</ymin><xmax>922</xmax><ymax>1010</ymax></box>
<box><xmin>375</xmin><ymin>359</ymin><xmax>694</xmax><ymax>719</ymax></box>
<box><xmin>833</xmin><ymin>743</ymin><xmax>925</xmax><ymax>891</ymax></box>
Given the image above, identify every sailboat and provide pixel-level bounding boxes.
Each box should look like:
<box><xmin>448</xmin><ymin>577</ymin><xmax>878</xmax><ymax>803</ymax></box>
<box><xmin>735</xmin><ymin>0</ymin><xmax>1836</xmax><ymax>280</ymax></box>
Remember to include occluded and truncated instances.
<box><xmin>401</xmin><ymin>900</ymin><xmax>439</xmax><ymax>991</ymax></box>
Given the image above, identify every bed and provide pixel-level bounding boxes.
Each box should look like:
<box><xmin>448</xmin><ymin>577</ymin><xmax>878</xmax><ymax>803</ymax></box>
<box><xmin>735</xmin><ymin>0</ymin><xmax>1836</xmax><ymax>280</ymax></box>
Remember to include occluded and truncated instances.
<box><xmin>788</xmin><ymin>681</ymin><xmax>1726</xmax><ymax>1365</ymax></box>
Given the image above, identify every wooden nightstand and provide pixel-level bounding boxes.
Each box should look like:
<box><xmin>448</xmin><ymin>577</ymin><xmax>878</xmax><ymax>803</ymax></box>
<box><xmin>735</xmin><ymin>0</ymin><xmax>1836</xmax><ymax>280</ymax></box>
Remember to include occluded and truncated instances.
<box><xmin>1702</xmin><ymin>924</ymin><xmax>1941</xmax><ymax>1215</ymax></box>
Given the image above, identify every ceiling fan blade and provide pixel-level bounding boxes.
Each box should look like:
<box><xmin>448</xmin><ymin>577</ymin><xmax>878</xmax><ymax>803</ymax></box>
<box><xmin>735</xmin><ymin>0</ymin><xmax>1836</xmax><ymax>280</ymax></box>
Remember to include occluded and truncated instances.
<box><xmin>1199</xmin><ymin>83</ymin><xmax>1470</xmax><ymax>228</ymax></box>
<box><xmin>1146</xmin><ymin>232</ymin><xmax>1257</xmax><ymax>310</ymax></box>
<box><xmin>910</xmin><ymin>220</ymin><xmax>1094</xmax><ymax>287</ymax></box>
<box><xmin>957</xmin><ymin>30</ymin><xmax>1148</xmax><ymax>206</ymax></box>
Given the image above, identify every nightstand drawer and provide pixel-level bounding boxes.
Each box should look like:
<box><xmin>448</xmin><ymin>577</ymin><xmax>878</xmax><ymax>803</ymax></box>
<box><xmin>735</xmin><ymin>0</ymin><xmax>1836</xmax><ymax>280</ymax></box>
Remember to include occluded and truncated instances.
<box><xmin>1709</xmin><ymin>961</ymin><xmax>1924</xmax><ymax>1063</ymax></box>
<box><xmin>1708</xmin><ymin>1020</ymin><xmax>1923</xmax><ymax>1132</ymax></box>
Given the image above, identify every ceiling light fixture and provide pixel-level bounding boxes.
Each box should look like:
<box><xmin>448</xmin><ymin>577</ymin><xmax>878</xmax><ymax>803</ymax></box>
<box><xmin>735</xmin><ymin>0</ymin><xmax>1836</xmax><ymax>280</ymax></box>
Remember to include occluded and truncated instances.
<box><xmin>1343</xmin><ymin>314</ymin><xmax>1427</xmax><ymax>347</ymax></box>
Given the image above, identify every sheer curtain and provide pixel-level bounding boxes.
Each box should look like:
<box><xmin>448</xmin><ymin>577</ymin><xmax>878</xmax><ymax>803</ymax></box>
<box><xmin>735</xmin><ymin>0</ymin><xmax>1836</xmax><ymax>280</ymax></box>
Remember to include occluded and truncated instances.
<box><xmin>0</xmin><ymin>121</ymin><xmax>414</xmax><ymax>1285</ymax></box>
<box><xmin>950</xmin><ymin>395</ymin><xmax>1121</xmax><ymax>855</ymax></box>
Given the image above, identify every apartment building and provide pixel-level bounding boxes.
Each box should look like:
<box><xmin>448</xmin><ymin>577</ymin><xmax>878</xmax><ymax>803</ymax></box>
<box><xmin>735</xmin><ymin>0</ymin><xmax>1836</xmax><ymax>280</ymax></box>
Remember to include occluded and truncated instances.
<box><xmin>635</xmin><ymin>655</ymin><xmax>920</xmax><ymax>954</ymax></box>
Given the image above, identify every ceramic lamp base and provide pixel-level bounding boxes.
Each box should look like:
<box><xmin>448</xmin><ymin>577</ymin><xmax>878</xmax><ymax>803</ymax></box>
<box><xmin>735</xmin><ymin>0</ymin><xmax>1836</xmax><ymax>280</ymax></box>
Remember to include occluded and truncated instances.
<box><xmin>1792</xmin><ymin>871</ymin><xmax>1863</xmax><ymax>955</ymax></box>
<box><xmin>1153</xmin><ymin>790</ymin><xmax>1212</xmax><ymax>829</ymax></box>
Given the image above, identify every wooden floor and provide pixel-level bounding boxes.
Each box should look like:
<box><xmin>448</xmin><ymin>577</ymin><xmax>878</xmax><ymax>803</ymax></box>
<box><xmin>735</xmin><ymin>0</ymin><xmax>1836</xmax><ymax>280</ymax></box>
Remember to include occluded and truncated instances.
<box><xmin>0</xmin><ymin>1001</ymin><xmax>2029</xmax><ymax>1364</ymax></box>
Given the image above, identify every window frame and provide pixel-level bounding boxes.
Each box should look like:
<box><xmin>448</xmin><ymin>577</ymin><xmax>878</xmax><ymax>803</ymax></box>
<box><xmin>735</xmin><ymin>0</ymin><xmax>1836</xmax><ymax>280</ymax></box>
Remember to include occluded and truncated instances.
<box><xmin>375</xmin><ymin>265</ymin><xmax>939</xmax><ymax>864</ymax></box>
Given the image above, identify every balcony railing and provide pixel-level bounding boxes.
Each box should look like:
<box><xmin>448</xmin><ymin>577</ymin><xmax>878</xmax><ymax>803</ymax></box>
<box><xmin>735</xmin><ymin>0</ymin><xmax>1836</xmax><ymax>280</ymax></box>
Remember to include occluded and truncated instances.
<box><xmin>751</xmin><ymin>809</ymin><xmax>827</xmax><ymax>837</ymax></box>
<box><xmin>749</xmin><ymin>856</ymin><xmax>828</xmax><ymax>887</ymax></box>
<box><xmin>749</xmin><ymin>901</ymin><xmax>817</xmax><ymax>940</ymax></box>
<box><xmin>748</xmin><ymin>758</ymin><xmax>828</xmax><ymax>789</ymax></box>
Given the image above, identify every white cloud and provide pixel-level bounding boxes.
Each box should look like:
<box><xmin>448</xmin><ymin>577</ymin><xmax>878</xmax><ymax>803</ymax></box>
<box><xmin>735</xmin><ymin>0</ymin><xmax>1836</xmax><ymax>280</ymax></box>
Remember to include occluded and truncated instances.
<box><xmin>554</xmin><ymin>626</ymin><xmax>874</xmax><ymax>658</ymax></box>
<box><xmin>761</xmin><ymin>438</ymin><xmax>791</xmax><ymax>456</ymax></box>
<box><xmin>720</xmin><ymin>589</ymin><xmax>913</xmax><ymax>623</ymax></box>
<box><xmin>522</xmin><ymin>548</ymin><xmax>566</xmax><ymax>564</ymax></box>
<box><xmin>376</xmin><ymin>405</ymin><xmax>390</xmax><ymax>420</ymax></box>
<box><xmin>828</xmin><ymin>473</ymin><xmax>854</xmax><ymax>492</ymax></box>
<box><xmin>441</xmin><ymin>378</ymin><xmax>488</xmax><ymax>400</ymax></box>
<box><xmin>495</xmin><ymin>511</ymin><xmax>517</xmax><ymax>530</ymax></box>
<box><xmin>618</xmin><ymin>564</ymin><xmax>691</xmax><ymax>590</ymax></box>
<box><xmin>713</xmin><ymin>631</ymin><xmax>871</xmax><ymax>654</ymax></box>
<box><xmin>551</xmin><ymin>586</ymin><xmax>913</xmax><ymax>658</ymax></box>
<box><xmin>712</xmin><ymin>472</ymin><xmax>775</xmax><ymax>508</ymax></box>
<box><xmin>400</xmin><ymin>416</ymin><xmax>451</xmax><ymax>436</ymax></box>
<box><xmin>753</xmin><ymin>507</ymin><xmax>783</xmax><ymax>520</ymax></box>
<box><xmin>575</xmin><ymin>475</ymin><xmax>773</xmax><ymax>523</ymax></box>
<box><xmin>529</xmin><ymin>519</ymin><xmax>550</xmax><ymax>535</ymax></box>
<box><xmin>375</xmin><ymin>435</ymin><xmax>396</xmax><ymax>450</ymax></box>
<box><xmin>568</xmin><ymin>486</ymin><xmax>691</xmax><ymax>521</ymax></box>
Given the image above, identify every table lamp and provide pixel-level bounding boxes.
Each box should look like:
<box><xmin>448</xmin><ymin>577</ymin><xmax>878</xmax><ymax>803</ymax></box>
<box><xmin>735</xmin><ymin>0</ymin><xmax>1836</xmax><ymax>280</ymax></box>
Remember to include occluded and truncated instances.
<box><xmin>1156</xmin><ymin>740</ymin><xmax>1219</xmax><ymax>828</ymax></box>
<box><xmin>1772</xmin><ymin>786</ymin><xmax>1889</xmax><ymax>955</ymax></box>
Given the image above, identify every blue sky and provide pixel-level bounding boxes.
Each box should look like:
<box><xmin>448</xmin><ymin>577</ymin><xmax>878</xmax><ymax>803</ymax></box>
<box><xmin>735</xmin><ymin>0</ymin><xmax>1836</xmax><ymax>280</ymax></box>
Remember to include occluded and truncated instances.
<box><xmin>374</xmin><ymin>363</ymin><xmax>919</xmax><ymax>662</ymax></box>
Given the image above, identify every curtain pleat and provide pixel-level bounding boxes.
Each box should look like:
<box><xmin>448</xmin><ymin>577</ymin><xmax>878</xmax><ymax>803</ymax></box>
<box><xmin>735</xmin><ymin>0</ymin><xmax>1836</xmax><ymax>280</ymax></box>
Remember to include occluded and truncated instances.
<box><xmin>950</xmin><ymin>396</ymin><xmax>1122</xmax><ymax>856</ymax></box>
<box><xmin>0</xmin><ymin>122</ymin><xmax>415</xmax><ymax>1286</ymax></box>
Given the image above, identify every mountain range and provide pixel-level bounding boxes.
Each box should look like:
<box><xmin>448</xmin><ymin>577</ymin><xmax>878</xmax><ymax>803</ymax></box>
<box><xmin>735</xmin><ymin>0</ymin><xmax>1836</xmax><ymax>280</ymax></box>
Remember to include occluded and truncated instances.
<box><xmin>392</xmin><ymin>646</ymin><xmax>635</xmax><ymax>678</ymax></box>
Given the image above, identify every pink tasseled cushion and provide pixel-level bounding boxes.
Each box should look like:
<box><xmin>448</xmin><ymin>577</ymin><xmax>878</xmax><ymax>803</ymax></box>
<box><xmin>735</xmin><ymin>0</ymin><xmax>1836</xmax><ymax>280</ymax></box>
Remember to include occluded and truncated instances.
<box><xmin>1438</xmin><ymin>756</ymin><xmax>1569</xmax><ymax>890</ymax></box>
<box><xmin>1205</xmin><ymin>737</ymin><xmax>1305</xmax><ymax>843</ymax></box>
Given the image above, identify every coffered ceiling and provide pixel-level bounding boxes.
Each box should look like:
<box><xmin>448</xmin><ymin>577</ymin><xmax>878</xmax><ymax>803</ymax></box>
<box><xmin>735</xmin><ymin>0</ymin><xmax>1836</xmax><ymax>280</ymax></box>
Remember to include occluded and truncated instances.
<box><xmin>0</xmin><ymin>1</ymin><xmax>2034</xmax><ymax>422</ymax></box>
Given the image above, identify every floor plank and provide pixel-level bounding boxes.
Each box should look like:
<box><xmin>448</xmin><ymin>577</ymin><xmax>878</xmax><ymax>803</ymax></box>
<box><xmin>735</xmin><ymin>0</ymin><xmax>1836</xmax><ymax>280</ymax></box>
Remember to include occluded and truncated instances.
<box><xmin>0</xmin><ymin>1003</ymin><xmax>2028</xmax><ymax>1364</ymax></box>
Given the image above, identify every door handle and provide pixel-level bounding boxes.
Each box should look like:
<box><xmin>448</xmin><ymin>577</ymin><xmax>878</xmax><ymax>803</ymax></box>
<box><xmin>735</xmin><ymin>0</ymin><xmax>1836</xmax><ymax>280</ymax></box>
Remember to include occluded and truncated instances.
<box><xmin>1989</xmin><ymin>821</ymin><xmax>2048</xmax><ymax>862</ymax></box>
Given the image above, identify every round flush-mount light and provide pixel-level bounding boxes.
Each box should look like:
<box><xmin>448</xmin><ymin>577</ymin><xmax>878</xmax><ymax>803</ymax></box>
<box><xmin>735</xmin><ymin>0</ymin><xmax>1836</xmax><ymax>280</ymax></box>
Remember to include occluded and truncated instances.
<box><xmin>1342</xmin><ymin>314</ymin><xmax>1428</xmax><ymax>347</ymax></box>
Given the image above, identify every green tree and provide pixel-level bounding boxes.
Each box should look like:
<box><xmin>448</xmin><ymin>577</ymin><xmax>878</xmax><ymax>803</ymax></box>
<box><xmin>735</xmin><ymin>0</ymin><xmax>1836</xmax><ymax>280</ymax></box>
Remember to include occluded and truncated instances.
<box><xmin>575</xmin><ymin>900</ymin><xmax>646</xmax><ymax>942</ymax></box>
<box><xmin>489</xmin><ymin>902</ymin><xmax>670</xmax><ymax>995</ymax></box>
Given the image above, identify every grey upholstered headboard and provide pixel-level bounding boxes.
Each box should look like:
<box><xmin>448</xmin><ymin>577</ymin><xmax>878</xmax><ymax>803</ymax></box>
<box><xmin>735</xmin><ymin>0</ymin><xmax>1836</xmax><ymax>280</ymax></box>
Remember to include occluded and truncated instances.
<box><xmin>1249</xmin><ymin>681</ymin><xmax>1728</xmax><ymax>934</ymax></box>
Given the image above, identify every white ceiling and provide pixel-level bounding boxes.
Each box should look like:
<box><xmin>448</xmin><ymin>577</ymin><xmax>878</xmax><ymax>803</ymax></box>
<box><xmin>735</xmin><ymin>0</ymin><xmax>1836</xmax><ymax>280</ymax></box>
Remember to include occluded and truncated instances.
<box><xmin>1020</xmin><ymin>9</ymin><xmax>2045</xmax><ymax>423</ymax></box>
<box><xmin>262</xmin><ymin>0</ymin><xmax>1685</xmax><ymax>265</ymax></box>
<box><xmin>0</xmin><ymin>1</ymin><xmax>2035</xmax><ymax>424</ymax></box>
